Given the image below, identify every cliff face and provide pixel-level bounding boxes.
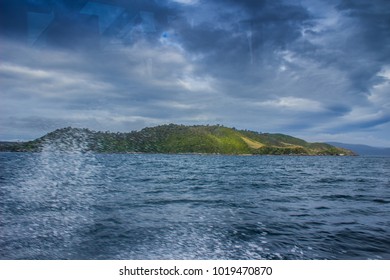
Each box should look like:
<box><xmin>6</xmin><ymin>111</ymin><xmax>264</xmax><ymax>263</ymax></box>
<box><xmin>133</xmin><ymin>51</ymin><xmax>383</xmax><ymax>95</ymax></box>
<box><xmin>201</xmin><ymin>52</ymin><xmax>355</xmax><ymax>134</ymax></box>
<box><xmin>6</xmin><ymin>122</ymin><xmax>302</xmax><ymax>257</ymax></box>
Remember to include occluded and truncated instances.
<box><xmin>0</xmin><ymin>124</ymin><xmax>356</xmax><ymax>155</ymax></box>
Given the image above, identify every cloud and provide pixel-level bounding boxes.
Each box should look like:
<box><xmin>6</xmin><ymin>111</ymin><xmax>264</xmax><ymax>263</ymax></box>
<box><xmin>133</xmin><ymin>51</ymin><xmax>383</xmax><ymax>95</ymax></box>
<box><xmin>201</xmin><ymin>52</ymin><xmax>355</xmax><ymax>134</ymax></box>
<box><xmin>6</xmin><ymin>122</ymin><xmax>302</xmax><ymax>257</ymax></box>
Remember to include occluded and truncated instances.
<box><xmin>177</xmin><ymin>75</ymin><xmax>216</xmax><ymax>92</ymax></box>
<box><xmin>0</xmin><ymin>0</ymin><xmax>389</xmax><ymax>146</ymax></box>
<box><xmin>256</xmin><ymin>97</ymin><xmax>325</xmax><ymax>112</ymax></box>
<box><xmin>0</xmin><ymin>35</ymin><xmax>217</xmax><ymax>137</ymax></box>
<box><xmin>170</xmin><ymin>0</ymin><xmax>199</xmax><ymax>5</ymax></box>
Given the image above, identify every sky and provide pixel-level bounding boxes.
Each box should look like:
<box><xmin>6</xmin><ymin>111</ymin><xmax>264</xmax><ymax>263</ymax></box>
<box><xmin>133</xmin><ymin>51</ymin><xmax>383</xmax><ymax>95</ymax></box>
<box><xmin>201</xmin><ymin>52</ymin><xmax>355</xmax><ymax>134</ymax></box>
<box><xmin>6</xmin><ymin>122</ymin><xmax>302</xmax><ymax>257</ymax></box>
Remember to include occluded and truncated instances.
<box><xmin>1</xmin><ymin>0</ymin><xmax>389</xmax><ymax>146</ymax></box>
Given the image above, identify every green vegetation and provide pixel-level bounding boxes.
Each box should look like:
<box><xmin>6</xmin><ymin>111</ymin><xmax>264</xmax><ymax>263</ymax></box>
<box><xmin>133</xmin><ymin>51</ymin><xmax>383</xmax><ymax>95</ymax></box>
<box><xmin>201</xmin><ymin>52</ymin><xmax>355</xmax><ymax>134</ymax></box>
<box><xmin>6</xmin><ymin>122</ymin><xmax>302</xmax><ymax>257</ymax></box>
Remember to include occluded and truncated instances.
<box><xmin>0</xmin><ymin>124</ymin><xmax>356</xmax><ymax>155</ymax></box>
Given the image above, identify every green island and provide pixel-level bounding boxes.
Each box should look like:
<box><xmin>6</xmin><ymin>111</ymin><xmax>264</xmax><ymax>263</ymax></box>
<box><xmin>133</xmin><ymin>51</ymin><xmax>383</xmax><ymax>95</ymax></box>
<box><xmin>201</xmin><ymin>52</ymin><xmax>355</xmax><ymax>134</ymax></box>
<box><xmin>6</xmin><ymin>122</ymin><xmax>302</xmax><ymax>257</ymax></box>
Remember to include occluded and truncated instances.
<box><xmin>0</xmin><ymin>124</ymin><xmax>355</xmax><ymax>155</ymax></box>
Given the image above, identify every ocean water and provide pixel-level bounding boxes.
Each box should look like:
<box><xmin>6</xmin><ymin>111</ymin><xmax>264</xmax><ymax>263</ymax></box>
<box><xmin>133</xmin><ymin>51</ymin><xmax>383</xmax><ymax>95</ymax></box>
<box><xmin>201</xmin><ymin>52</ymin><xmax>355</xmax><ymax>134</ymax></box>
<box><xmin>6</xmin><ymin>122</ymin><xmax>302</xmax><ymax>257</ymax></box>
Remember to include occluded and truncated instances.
<box><xmin>0</xmin><ymin>152</ymin><xmax>389</xmax><ymax>260</ymax></box>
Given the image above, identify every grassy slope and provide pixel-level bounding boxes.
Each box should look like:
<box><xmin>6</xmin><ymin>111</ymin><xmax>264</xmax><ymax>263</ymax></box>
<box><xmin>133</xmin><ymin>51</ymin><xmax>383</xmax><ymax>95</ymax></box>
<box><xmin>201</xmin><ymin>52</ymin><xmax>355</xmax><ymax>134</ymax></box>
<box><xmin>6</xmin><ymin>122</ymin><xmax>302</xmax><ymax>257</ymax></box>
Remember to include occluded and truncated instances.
<box><xmin>0</xmin><ymin>124</ymin><xmax>355</xmax><ymax>155</ymax></box>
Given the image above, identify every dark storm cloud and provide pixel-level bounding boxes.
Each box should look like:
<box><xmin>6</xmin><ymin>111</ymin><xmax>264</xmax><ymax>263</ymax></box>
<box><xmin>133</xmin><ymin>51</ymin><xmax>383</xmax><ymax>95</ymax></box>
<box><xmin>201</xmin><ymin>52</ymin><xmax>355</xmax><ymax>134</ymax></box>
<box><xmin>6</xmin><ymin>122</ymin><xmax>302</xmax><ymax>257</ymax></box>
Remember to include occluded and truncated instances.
<box><xmin>336</xmin><ymin>0</ymin><xmax>390</xmax><ymax>63</ymax></box>
<box><xmin>163</xmin><ymin>0</ymin><xmax>315</xmax><ymax>104</ymax></box>
<box><xmin>174</xmin><ymin>0</ymin><xmax>311</xmax><ymax>64</ymax></box>
<box><xmin>0</xmin><ymin>0</ymin><xmax>175</xmax><ymax>48</ymax></box>
<box><xmin>292</xmin><ymin>0</ymin><xmax>390</xmax><ymax>93</ymax></box>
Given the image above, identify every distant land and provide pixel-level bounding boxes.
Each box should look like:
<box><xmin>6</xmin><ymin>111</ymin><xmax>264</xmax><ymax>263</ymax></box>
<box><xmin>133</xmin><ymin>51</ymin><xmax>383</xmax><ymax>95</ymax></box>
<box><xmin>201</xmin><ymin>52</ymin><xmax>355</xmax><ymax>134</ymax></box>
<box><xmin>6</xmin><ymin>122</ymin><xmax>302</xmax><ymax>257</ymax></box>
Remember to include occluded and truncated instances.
<box><xmin>0</xmin><ymin>124</ymin><xmax>355</xmax><ymax>156</ymax></box>
<box><xmin>327</xmin><ymin>142</ymin><xmax>390</xmax><ymax>157</ymax></box>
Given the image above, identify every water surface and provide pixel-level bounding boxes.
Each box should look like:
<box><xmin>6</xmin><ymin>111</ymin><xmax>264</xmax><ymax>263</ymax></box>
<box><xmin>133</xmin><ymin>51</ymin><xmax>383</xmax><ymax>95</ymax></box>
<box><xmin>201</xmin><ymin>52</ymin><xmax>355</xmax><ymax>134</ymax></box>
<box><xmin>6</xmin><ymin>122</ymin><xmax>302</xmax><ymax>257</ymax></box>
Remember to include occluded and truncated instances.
<box><xmin>0</xmin><ymin>152</ymin><xmax>389</xmax><ymax>259</ymax></box>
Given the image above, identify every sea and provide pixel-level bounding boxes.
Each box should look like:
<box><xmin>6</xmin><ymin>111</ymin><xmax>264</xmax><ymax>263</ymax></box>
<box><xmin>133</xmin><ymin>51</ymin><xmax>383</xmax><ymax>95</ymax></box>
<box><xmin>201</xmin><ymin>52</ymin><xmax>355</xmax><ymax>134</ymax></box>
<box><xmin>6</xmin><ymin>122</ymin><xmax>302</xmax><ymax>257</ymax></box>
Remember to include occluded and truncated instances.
<box><xmin>0</xmin><ymin>151</ymin><xmax>389</xmax><ymax>260</ymax></box>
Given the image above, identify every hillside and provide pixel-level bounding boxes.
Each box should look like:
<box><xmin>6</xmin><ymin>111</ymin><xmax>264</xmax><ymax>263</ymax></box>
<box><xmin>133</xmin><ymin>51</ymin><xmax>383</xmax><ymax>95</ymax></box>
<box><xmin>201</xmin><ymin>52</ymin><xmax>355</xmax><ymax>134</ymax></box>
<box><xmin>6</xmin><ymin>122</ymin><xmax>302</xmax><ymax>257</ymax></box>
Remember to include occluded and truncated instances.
<box><xmin>0</xmin><ymin>124</ymin><xmax>355</xmax><ymax>155</ymax></box>
<box><xmin>327</xmin><ymin>142</ymin><xmax>390</xmax><ymax>156</ymax></box>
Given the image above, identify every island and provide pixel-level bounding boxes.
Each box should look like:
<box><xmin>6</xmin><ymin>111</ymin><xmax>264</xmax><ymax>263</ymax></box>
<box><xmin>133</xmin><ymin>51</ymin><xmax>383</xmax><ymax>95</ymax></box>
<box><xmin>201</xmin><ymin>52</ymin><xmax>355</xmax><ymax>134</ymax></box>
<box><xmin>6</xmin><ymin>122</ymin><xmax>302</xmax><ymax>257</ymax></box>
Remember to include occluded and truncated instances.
<box><xmin>0</xmin><ymin>124</ymin><xmax>355</xmax><ymax>155</ymax></box>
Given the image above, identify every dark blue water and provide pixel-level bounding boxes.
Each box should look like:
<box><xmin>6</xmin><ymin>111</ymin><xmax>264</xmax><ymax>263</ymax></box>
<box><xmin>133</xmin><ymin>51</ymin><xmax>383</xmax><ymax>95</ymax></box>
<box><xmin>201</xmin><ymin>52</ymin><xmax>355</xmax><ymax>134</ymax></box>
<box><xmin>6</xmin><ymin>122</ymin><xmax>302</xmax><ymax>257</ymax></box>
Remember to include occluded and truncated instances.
<box><xmin>0</xmin><ymin>152</ymin><xmax>389</xmax><ymax>259</ymax></box>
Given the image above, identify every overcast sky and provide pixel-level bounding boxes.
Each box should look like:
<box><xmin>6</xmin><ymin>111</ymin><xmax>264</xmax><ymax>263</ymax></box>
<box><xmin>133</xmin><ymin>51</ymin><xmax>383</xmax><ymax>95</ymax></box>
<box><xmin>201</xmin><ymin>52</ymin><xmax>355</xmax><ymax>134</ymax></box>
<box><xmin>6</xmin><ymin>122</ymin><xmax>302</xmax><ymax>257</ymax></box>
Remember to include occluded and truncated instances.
<box><xmin>1</xmin><ymin>0</ymin><xmax>389</xmax><ymax>146</ymax></box>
